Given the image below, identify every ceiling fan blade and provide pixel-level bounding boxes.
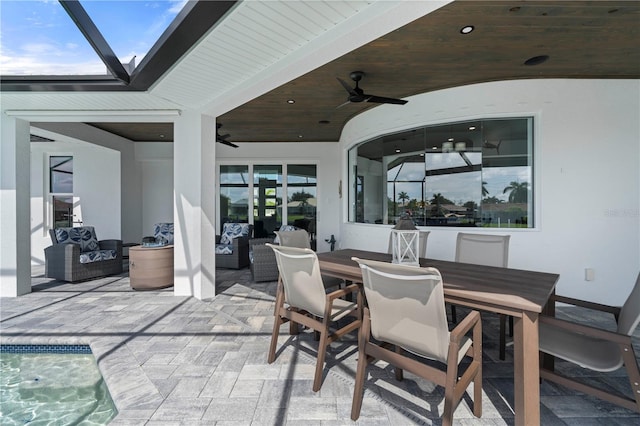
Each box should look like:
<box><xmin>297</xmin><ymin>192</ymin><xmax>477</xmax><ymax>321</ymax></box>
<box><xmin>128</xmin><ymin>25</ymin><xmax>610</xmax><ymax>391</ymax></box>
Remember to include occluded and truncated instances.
<box><xmin>336</xmin><ymin>100</ymin><xmax>352</xmax><ymax>109</ymax></box>
<box><xmin>365</xmin><ymin>94</ymin><xmax>408</xmax><ymax>105</ymax></box>
<box><xmin>337</xmin><ymin>77</ymin><xmax>358</xmax><ymax>96</ymax></box>
<box><xmin>217</xmin><ymin>139</ymin><xmax>238</xmax><ymax>148</ymax></box>
<box><xmin>218</xmin><ymin>133</ymin><xmax>230</xmax><ymax>140</ymax></box>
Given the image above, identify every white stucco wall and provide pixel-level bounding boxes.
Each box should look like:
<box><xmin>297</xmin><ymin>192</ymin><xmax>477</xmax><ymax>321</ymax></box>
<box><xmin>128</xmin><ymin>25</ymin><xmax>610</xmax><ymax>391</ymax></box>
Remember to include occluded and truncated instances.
<box><xmin>32</xmin><ymin>122</ymin><xmax>141</xmax><ymax>243</ymax></box>
<box><xmin>30</xmin><ymin>138</ymin><xmax>121</xmax><ymax>265</ymax></box>
<box><xmin>339</xmin><ymin>79</ymin><xmax>640</xmax><ymax>305</ymax></box>
<box><xmin>135</xmin><ymin>142</ymin><xmax>174</xmax><ymax>235</ymax></box>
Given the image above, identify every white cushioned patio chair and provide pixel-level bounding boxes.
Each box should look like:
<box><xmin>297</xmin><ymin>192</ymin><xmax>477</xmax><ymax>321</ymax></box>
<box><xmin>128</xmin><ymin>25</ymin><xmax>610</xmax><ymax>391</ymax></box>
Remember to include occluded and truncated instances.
<box><xmin>266</xmin><ymin>244</ymin><xmax>361</xmax><ymax>392</ymax></box>
<box><xmin>539</xmin><ymin>272</ymin><xmax>640</xmax><ymax>413</ymax></box>
<box><xmin>453</xmin><ymin>232</ymin><xmax>511</xmax><ymax>360</ymax></box>
<box><xmin>351</xmin><ymin>257</ymin><xmax>482</xmax><ymax>425</ymax></box>
<box><xmin>276</xmin><ymin>229</ymin><xmax>344</xmax><ymax>290</ymax></box>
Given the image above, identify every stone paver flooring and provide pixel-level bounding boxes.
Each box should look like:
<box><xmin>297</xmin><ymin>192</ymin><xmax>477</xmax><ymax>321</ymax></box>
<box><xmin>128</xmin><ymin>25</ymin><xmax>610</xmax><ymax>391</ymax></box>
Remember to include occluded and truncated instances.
<box><xmin>1</xmin><ymin>266</ymin><xmax>639</xmax><ymax>425</ymax></box>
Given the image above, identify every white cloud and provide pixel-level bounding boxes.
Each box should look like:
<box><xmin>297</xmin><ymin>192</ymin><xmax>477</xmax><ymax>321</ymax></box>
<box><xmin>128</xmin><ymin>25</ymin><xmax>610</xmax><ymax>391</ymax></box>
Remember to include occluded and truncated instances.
<box><xmin>1</xmin><ymin>53</ymin><xmax>107</xmax><ymax>76</ymax></box>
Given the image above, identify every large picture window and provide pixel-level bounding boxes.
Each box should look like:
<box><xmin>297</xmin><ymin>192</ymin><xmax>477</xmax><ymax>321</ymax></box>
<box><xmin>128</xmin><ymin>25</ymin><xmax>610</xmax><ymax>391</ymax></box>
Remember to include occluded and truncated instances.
<box><xmin>349</xmin><ymin>118</ymin><xmax>533</xmax><ymax>228</ymax></box>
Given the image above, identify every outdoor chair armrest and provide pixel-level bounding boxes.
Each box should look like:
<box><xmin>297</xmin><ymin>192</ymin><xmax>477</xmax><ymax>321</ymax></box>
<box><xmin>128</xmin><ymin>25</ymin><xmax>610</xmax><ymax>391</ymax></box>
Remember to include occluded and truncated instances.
<box><xmin>46</xmin><ymin>242</ymin><xmax>81</xmax><ymax>257</ymax></box>
<box><xmin>450</xmin><ymin>310</ymin><xmax>481</xmax><ymax>344</ymax></box>
<box><xmin>539</xmin><ymin>315</ymin><xmax>631</xmax><ymax>344</ymax></box>
<box><xmin>327</xmin><ymin>283</ymin><xmax>360</xmax><ymax>301</ymax></box>
<box><xmin>99</xmin><ymin>239</ymin><xmax>122</xmax><ymax>251</ymax></box>
<box><xmin>231</xmin><ymin>235</ymin><xmax>250</xmax><ymax>247</ymax></box>
<box><xmin>550</xmin><ymin>294</ymin><xmax>621</xmax><ymax>317</ymax></box>
<box><xmin>250</xmin><ymin>237</ymin><xmax>275</xmax><ymax>247</ymax></box>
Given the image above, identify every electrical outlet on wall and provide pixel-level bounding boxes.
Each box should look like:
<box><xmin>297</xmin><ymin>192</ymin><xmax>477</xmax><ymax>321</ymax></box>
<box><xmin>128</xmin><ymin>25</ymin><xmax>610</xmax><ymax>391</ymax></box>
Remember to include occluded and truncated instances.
<box><xmin>585</xmin><ymin>268</ymin><xmax>595</xmax><ymax>281</ymax></box>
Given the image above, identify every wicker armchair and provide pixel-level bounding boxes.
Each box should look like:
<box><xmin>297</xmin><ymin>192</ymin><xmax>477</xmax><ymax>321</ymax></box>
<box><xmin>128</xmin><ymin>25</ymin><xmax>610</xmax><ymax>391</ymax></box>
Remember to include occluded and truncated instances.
<box><xmin>250</xmin><ymin>238</ymin><xmax>279</xmax><ymax>282</ymax></box>
<box><xmin>45</xmin><ymin>226</ymin><xmax>123</xmax><ymax>282</ymax></box>
<box><xmin>215</xmin><ymin>223</ymin><xmax>253</xmax><ymax>269</ymax></box>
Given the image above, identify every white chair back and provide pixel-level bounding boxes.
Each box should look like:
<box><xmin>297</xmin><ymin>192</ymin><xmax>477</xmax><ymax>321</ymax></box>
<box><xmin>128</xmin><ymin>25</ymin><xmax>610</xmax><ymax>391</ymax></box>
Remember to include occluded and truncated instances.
<box><xmin>267</xmin><ymin>244</ymin><xmax>326</xmax><ymax>317</ymax></box>
<box><xmin>618</xmin><ymin>272</ymin><xmax>640</xmax><ymax>336</ymax></box>
<box><xmin>455</xmin><ymin>232</ymin><xmax>510</xmax><ymax>267</ymax></box>
<box><xmin>275</xmin><ymin>229</ymin><xmax>311</xmax><ymax>249</ymax></box>
<box><xmin>354</xmin><ymin>258</ymin><xmax>450</xmax><ymax>363</ymax></box>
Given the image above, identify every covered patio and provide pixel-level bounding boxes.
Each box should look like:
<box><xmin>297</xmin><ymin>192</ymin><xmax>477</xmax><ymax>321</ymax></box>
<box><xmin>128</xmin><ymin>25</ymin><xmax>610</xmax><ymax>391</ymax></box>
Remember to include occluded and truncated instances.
<box><xmin>1</xmin><ymin>266</ymin><xmax>638</xmax><ymax>425</ymax></box>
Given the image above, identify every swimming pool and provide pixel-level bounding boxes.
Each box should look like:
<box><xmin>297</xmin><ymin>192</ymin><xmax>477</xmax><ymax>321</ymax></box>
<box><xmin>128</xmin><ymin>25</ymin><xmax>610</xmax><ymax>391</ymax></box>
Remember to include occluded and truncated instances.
<box><xmin>0</xmin><ymin>345</ymin><xmax>117</xmax><ymax>425</ymax></box>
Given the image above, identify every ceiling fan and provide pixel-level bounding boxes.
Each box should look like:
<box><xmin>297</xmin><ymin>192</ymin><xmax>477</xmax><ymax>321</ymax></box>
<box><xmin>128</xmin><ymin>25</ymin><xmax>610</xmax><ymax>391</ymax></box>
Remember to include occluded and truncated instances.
<box><xmin>337</xmin><ymin>71</ymin><xmax>408</xmax><ymax>107</ymax></box>
<box><xmin>216</xmin><ymin>123</ymin><xmax>238</xmax><ymax>148</ymax></box>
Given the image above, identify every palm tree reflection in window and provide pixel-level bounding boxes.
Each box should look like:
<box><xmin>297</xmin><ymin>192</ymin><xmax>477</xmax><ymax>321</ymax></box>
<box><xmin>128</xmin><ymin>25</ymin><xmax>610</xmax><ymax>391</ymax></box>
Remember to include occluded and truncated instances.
<box><xmin>503</xmin><ymin>181</ymin><xmax>529</xmax><ymax>203</ymax></box>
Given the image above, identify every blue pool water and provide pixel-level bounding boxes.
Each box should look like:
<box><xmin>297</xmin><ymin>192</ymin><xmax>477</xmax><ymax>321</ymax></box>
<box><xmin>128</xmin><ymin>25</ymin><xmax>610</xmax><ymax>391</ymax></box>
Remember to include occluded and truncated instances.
<box><xmin>0</xmin><ymin>345</ymin><xmax>117</xmax><ymax>425</ymax></box>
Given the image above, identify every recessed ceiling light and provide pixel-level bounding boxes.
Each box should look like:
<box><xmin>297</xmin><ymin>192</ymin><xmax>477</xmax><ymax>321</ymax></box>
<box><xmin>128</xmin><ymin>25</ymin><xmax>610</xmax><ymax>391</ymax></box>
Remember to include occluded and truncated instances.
<box><xmin>448</xmin><ymin>137</ymin><xmax>454</xmax><ymax>142</ymax></box>
<box><xmin>159</xmin><ymin>134</ymin><xmax>165</xmax><ymax>138</ymax></box>
<box><xmin>298</xmin><ymin>135</ymin><xmax>303</xmax><ymax>138</ymax></box>
<box><xmin>395</xmin><ymin>148</ymin><xmax>401</xmax><ymax>153</ymax></box>
<box><xmin>524</xmin><ymin>55</ymin><xmax>549</xmax><ymax>66</ymax></box>
<box><xmin>318</xmin><ymin>120</ymin><xmax>330</xmax><ymax>125</ymax></box>
<box><xmin>287</xmin><ymin>99</ymin><xmax>295</xmax><ymax>104</ymax></box>
<box><xmin>460</xmin><ymin>25</ymin><xmax>474</xmax><ymax>34</ymax></box>
<box><xmin>468</xmin><ymin>126</ymin><xmax>476</xmax><ymax>130</ymax></box>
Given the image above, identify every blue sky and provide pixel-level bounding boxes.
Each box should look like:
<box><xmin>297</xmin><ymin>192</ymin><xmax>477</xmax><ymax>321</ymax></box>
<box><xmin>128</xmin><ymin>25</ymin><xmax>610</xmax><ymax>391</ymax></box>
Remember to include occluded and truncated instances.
<box><xmin>0</xmin><ymin>0</ymin><xmax>186</xmax><ymax>75</ymax></box>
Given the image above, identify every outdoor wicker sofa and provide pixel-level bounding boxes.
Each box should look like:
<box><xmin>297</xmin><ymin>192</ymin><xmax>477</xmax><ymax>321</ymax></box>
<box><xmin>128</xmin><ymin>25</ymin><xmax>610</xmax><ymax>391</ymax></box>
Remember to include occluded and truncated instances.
<box><xmin>44</xmin><ymin>226</ymin><xmax>123</xmax><ymax>282</ymax></box>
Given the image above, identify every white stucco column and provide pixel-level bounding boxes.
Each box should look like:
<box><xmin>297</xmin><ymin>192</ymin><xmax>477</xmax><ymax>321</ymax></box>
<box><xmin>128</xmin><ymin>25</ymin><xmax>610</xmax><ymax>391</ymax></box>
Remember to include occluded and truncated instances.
<box><xmin>173</xmin><ymin>110</ymin><xmax>217</xmax><ymax>299</ymax></box>
<box><xmin>1</xmin><ymin>114</ymin><xmax>31</xmax><ymax>296</ymax></box>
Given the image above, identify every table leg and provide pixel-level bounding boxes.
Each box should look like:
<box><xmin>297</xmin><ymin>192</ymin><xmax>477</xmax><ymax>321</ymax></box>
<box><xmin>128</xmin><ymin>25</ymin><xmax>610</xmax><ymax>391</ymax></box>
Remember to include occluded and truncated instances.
<box><xmin>513</xmin><ymin>311</ymin><xmax>540</xmax><ymax>426</ymax></box>
<box><xmin>541</xmin><ymin>291</ymin><xmax>555</xmax><ymax>371</ymax></box>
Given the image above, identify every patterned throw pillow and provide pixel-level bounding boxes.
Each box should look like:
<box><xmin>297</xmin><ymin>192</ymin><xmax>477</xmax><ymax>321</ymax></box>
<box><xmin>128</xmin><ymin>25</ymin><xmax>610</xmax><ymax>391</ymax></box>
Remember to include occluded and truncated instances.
<box><xmin>54</xmin><ymin>226</ymin><xmax>100</xmax><ymax>252</ymax></box>
<box><xmin>154</xmin><ymin>223</ymin><xmax>174</xmax><ymax>245</ymax></box>
<box><xmin>273</xmin><ymin>225</ymin><xmax>298</xmax><ymax>244</ymax></box>
<box><xmin>220</xmin><ymin>223</ymin><xmax>250</xmax><ymax>245</ymax></box>
<box><xmin>215</xmin><ymin>244</ymin><xmax>233</xmax><ymax>255</ymax></box>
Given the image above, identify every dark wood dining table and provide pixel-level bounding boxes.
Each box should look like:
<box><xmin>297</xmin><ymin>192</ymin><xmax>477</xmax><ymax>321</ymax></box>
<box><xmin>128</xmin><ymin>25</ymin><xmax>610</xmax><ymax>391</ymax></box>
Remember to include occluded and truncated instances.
<box><xmin>317</xmin><ymin>249</ymin><xmax>560</xmax><ymax>426</ymax></box>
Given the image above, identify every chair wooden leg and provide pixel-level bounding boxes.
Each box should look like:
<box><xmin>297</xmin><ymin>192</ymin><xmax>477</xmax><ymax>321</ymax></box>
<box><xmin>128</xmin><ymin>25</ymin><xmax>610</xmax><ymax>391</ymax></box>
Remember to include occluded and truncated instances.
<box><xmin>268</xmin><ymin>282</ymin><xmax>285</xmax><ymax>364</ymax></box>
<box><xmin>473</xmin><ymin>319</ymin><xmax>483</xmax><ymax>418</ymax></box>
<box><xmin>442</xmin><ymin>367</ymin><xmax>457</xmax><ymax>426</ymax></box>
<box><xmin>351</xmin><ymin>311</ymin><xmax>371</xmax><ymax>421</ymax></box>
<box><xmin>268</xmin><ymin>312</ymin><xmax>283</xmax><ymax>364</ymax></box>
<box><xmin>313</xmin><ymin>320</ymin><xmax>331</xmax><ymax>392</ymax></box>
<box><xmin>289</xmin><ymin>308</ymin><xmax>299</xmax><ymax>335</ymax></box>
<box><xmin>621</xmin><ymin>342</ymin><xmax>640</xmax><ymax>412</ymax></box>
<box><xmin>395</xmin><ymin>345</ymin><xmax>404</xmax><ymax>381</ymax></box>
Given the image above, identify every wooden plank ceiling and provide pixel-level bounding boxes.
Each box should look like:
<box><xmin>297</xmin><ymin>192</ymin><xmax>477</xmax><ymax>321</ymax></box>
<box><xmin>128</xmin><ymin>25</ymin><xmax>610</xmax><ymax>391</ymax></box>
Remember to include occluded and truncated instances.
<box><xmin>86</xmin><ymin>1</ymin><xmax>640</xmax><ymax>144</ymax></box>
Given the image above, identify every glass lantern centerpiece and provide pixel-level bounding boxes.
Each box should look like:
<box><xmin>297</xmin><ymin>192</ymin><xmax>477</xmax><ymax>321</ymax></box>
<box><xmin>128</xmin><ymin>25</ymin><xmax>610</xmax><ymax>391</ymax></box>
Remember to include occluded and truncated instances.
<box><xmin>390</xmin><ymin>216</ymin><xmax>420</xmax><ymax>266</ymax></box>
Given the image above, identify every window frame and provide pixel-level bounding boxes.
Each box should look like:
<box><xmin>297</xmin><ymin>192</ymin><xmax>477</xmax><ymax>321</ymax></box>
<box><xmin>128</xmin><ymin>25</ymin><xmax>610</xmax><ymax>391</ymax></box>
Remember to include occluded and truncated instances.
<box><xmin>217</xmin><ymin>161</ymin><xmax>319</xmax><ymax>236</ymax></box>
<box><xmin>46</xmin><ymin>154</ymin><xmax>75</xmax><ymax>232</ymax></box>
<box><xmin>347</xmin><ymin>116</ymin><xmax>535</xmax><ymax>229</ymax></box>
